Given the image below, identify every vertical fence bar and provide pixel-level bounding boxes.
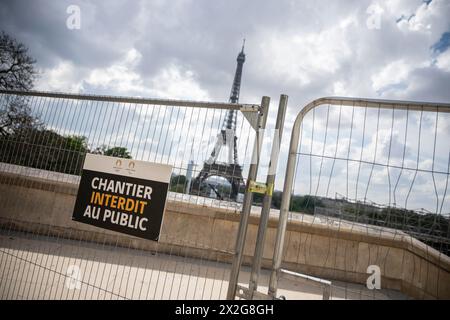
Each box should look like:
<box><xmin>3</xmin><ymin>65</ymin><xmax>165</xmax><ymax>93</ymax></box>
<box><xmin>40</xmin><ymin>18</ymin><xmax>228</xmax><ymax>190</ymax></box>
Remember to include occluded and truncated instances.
<box><xmin>267</xmin><ymin>105</ymin><xmax>304</xmax><ymax>298</ymax></box>
<box><xmin>248</xmin><ymin>95</ymin><xmax>288</xmax><ymax>299</ymax></box>
<box><xmin>226</xmin><ymin>96</ymin><xmax>270</xmax><ymax>300</ymax></box>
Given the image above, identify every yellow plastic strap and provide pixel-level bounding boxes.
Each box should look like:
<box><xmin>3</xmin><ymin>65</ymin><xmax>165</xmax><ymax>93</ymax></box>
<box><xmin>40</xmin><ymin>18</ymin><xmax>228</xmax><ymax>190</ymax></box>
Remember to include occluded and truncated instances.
<box><xmin>248</xmin><ymin>181</ymin><xmax>267</xmax><ymax>194</ymax></box>
<box><xmin>266</xmin><ymin>183</ymin><xmax>274</xmax><ymax>196</ymax></box>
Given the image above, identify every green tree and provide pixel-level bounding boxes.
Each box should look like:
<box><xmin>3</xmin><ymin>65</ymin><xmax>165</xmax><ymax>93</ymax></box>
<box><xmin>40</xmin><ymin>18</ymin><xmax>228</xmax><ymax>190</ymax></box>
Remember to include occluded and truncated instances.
<box><xmin>0</xmin><ymin>32</ymin><xmax>38</xmax><ymax>137</ymax></box>
<box><xmin>290</xmin><ymin>195</ymin><xmax>323</xmax><ymax>214</ymax></box>
<box><xmin>170</xmin><ymin>174</ymin><xmax>187</xmax><ymax>193</ymax></box>
<box><xmin>0</xmin><ymin>31</ymin><xmax>36</xmax><ymax>90</ymax></box>
<box><xmin>0</xmin><ymin>127</ymin><xmax>88</xmax><ymax>175</ymax></box>
<box><xmin>92</xmin><ymin>145</ymin><xmax>132</xmax><ymax>159</ymax></box>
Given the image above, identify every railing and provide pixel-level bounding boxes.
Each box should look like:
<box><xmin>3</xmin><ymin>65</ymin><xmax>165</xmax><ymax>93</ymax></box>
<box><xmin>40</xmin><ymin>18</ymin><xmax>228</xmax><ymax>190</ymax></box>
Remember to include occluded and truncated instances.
<box><xmin>0</xmin><ymin>89</ymin><xmax>267</xmax><ymax>299</ymax></box>
<box><xmin>268</xmin><ymin>97</ymin><xmax>450</xmax><ymax>299</ymax></box>
<box><xmin>2</xmin><ymin>90</ymin><xmax>450</xmax><ymax>300</ymax></box>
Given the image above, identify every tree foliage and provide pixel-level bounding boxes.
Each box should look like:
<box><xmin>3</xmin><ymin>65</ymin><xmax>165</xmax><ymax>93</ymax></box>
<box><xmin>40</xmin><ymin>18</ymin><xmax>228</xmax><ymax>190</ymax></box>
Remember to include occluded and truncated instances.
<box><xmin>170</xmin><ymin>174</ymin><xmax>187</xmax><ymax>193</ymax></box>
<box><xmin>0</xmin><ymin>32</ymin><xmax>39</xmax><ymax>137</ymax></box>
<box><xmin>0</xmin><ymin>96</ymin><xmax>41</xmax><ymax>137</ymax></box>
<box><xmin>92</xmin><ymin>145</ymin><xmax>132</xmax><ymax>159</ymax></box>
<box><xmin>0</xmin><ymin>128</ymin><xmax>88</xmax><ymax>175</ymax></box>
<box><xmin>0</xmin><ymin>31</ymin><xmax>36</xmax><ymax>90</ymax></box>
<box><xmin>252</xmin><ymin>191</ymin><xmax>323</xmax><ymax>214</ymax></box>
<box><xmin>0</xmin><ymin>33</ymin><xmax>127</xmax><ymax>178</ymax></box>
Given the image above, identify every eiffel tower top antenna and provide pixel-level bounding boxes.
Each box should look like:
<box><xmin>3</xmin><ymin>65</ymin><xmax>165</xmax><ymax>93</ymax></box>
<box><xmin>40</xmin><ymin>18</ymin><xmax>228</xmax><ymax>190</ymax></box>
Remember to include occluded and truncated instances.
<box><xmin>229</xmin><ymin>38</ymin><xmax>246</xmax><ymax>105</ymax></box>
<box><xmin>223</xmin><ymin>39</ymin><xmax>246</xmax><ymax>134</ymax></box>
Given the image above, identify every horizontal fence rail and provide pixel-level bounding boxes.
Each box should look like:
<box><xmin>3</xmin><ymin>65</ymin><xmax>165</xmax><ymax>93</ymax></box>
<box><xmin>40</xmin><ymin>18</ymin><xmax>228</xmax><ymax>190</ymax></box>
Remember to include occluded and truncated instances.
<box><xmin>0</xmin><ymin>89</ymin><xmax>260</xmax><ymax>111</ymax></box>
<box><xmin>0</xmin><ymin>89</ymin><xmax>263</xmax><ymax>300</ymax></box>
<box><xmin>269</xmin><ymin>97</ymin><xmax>450</xmax><ymax>300</ymax></box>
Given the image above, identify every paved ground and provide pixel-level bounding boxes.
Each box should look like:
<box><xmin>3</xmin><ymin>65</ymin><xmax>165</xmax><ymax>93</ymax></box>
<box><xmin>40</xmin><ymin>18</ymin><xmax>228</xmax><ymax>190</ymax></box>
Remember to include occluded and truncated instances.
<box><xmin>0</xmin><ymin>231</ymin><xmax>408</xmax><ymax>300</ymax></box>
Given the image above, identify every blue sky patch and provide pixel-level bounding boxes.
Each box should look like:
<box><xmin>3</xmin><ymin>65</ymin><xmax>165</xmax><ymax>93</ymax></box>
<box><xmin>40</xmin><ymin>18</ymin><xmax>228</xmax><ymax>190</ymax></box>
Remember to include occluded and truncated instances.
<box><xmin>432</xmin><ymin>32</ymin><xmax>450</xmax><ymax>54</ymax></box>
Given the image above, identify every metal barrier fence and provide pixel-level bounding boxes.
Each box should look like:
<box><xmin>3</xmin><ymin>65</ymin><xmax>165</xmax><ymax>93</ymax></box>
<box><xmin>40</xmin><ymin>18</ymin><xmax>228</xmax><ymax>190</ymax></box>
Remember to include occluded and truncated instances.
<box><xmin>268</xmin><ymin>97</ymin><xmax>450</xmax><ymax>300</ymax></box>
<box><xmin>2</xmin><ymin>90</ymin><xmax>450</xmax><ymax>300</ymax></box>
<box><xmin>0</xmin><ymin>89</ymin><xmax>267</xmax><ymax>299</ymax></box>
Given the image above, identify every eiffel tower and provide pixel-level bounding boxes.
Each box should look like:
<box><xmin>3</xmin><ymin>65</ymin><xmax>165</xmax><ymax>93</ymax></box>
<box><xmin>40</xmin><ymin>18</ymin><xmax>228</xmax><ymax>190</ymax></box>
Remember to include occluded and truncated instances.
<box><xmin>190</xmin><ymin>41</ymin><xmax>246</xmax><ymax>201</ymax></box>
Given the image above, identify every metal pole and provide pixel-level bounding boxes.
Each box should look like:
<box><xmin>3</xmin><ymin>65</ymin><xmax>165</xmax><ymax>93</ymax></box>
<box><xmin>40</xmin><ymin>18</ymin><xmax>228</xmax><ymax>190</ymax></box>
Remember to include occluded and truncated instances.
<box><xmin>267</xmin><ymin>106</ymin><xmax>305</xmax><ymax>298</ymax></box>
<box><xmin>226</xmin><ymin>96</ymin><xmax>270</xmax><ymax>300</ymax></box>
<box><xmin>248</xmin><ymin>95</ymin><xmax>288</xmax><ymax>299</ymax></box>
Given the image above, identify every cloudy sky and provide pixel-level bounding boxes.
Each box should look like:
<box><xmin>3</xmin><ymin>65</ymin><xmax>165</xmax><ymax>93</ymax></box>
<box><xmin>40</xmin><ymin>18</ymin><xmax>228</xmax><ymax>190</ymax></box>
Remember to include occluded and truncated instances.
<box><xmin>1</xmin><ymin>0</ymin><xmax>450</xmax><ymax>213</ymax></box>
<box><xmin>1</xmin><ymin>0</ymin><xmax>450</xmax><ymax>106</ymax></box>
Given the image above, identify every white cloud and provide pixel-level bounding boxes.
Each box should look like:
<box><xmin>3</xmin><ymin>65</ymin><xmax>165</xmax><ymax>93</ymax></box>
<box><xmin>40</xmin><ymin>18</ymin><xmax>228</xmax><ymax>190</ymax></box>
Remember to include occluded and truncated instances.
<box><xmin>397</xmin><ymin>1</ymin><xmax>432</xmax><ymax>32</ymax></box>
<box><xmin>371</xmin><ymin>60</ymin><xmax>411</xmax><ymax>93</ymax></box>
<box><xmin>256</xmin><ymin>15</ymin><xmax>356</xmax><ymax>89</ymax></box>
<box><xmin>85</xmin><ymin>48</ymin><xmax>143</xmax><ymax>93</ymax></box>
<box><xmin>333</xmin><ymin>81</ymin><xmax>348</xmax><ymax>96</ymax></box>
<box><xmin>36</xmin><ymin>60</ymin><xmax>84</xmax><ymax>92</ymax></box>
<box><xmin>436</xmin><ymin>49</ymin><xmax>450</xmax><ymax>72</ymax></box>
<box><xmin>396</xmin><ymin>0</ymin><xmax>450</xmax><ymax>33</ymax></box>
<box><xmin>36</xmin><ymin>48</ymin><xmax>210</xmax><ymax>101</ymax></box>
<box><xmin>148</xmin><ymin>65</ymin><xmax>210</xmax><ymax>100</ymax></box>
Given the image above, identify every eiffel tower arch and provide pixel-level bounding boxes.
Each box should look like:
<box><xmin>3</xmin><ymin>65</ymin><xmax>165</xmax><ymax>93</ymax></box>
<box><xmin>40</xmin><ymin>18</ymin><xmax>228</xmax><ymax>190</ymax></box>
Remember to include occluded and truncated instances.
<box><xmin>190</xmin><ymin>41</ymin><xmax>246</xmax><ymax>201</ymax></box>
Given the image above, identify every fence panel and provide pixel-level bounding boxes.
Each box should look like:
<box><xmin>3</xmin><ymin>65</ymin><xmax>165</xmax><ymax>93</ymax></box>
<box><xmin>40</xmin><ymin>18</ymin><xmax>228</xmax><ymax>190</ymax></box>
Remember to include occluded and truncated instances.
<box><xmin>269</xmin><ymin>98</ymin><xmax>450</xmax><ymax>300</ymax></box>
<box><xmin>0</xmin><ymin>89</ymin><xmax>262</xmax><ymax>300</ymax></box>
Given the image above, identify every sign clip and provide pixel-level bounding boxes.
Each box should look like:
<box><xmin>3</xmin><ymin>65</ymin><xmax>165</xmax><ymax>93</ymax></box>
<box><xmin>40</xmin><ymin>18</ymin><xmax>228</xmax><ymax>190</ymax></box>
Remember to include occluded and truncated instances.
<box><xmin>248</xmin><ymin>181</ymin><xmax>271</xmax><ymax>195</ymax></box>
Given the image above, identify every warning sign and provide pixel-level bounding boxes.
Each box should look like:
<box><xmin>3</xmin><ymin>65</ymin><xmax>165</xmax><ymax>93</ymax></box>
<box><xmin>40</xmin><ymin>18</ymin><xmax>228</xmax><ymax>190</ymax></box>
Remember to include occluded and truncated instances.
<box><xmin>72</xmin><ymin>154</ymin><xmax>172</xmax><ymax>241</ymax></box>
